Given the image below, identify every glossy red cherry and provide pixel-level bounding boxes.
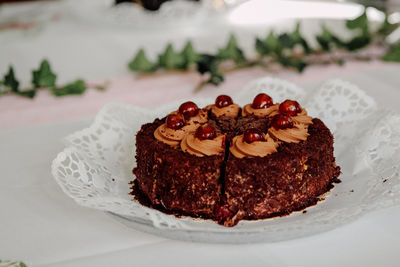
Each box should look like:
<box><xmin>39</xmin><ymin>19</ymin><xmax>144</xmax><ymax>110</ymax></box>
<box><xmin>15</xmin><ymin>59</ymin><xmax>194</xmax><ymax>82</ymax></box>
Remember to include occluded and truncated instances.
<box><xmin>251</xmin><ymin>93</ymin><xmax>273</xmax><ymax>109</ymax></box>
<box><xmin>243</xmin><ymin>128</ymin><xmax>265</xmax><ymax>143</ymax></box>
<box><xmin>279</xmin><ymin>100</ymin><xmax>301</xmax><ymax>116</ymax></box>
<box><xmin>195</xmin><ymin>125</ymin><xmax>217</xmax><ymax>140</ymax></box>
<box><xmin>166</xmin><ymin>114</ymin><xmax>185</xmax><ymax>130</ymax></box>
<box><xmin>271</xmin><ymin>114</ymin><xmax>294</xmax><ymax>130</ymax></box>
<box><xmin>215</xmin><ymin>95</ymin><xmax>233</xmax><ymax>108</ymax></box>
<box><xmin>178</xmin><ymin>101</ymin><xmax>199</xmax><ymax>118</ymax></box>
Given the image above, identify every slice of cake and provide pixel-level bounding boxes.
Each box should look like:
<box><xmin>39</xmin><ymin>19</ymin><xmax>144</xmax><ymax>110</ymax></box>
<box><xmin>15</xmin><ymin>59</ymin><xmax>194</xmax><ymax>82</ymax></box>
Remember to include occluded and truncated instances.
<box><xmin>134</xmin><ymin>102</ymin><xmax>224</xmax><ymax>218</ymax></box>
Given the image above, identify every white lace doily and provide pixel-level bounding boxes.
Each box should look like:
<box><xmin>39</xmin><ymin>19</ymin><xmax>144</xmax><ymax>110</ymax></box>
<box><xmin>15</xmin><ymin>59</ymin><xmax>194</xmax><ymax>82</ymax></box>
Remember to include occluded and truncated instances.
<box><xmin>51</xmin><ymin>77</ymin><xmax>400</xmax><ymax>243</ymax></box>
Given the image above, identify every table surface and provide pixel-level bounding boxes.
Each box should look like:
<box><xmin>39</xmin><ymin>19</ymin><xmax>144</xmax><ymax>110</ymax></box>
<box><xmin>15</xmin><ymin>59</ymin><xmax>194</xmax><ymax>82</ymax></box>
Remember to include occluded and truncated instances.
<box><xmin>1</xmin><ymin>1</ymin><xmax>400</xmax><ymax>266</ymax></box>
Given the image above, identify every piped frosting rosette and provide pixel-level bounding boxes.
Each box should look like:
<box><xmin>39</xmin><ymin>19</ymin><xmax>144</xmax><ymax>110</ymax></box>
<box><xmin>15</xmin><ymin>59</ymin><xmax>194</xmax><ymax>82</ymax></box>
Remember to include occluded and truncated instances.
<box><xmin>241</xmin><ymin>103</ymin><xmax>279</xmax><ymax>118</ymax></box>
<box><xmin>291</xmin><ymin>109</ymin><xmax>313</xmax><ymax>125</ymax></box>
<box><xmin>154</xmin><ymin>102</ymin><xmax>208</xmax><ymax>147</ymax></box>
<box><xmin>181</xmin><ymin>132</ymin><xmax>225</xmax><ymax>157</ymax></box>
<box><xmin>268</xmin><ymin>100</ymin><xmax>313</xmax><ymax>144</ymax></box>
<box><xmin>209</xmin><ymin>104</ymin><xmax>240</xmax><ymax>118</ymax></box>
<box><xmin>230</xmin><ymin>133</ymin><xmax>278</xmax><ymax>158</ymax></box>
<box><xmin>241</xmin><ymin>93</ymin><xmax>279</xmax><ymax>118</ymax></box>
<box><xmin>206</xmin><ymin>95</ymin><xmax>240</xmax><ymax>118</ymax></box>
<box><xmin>268</xmin><ymin>123</ymin><xmax>310</xmax><ymax>143</ymax></box>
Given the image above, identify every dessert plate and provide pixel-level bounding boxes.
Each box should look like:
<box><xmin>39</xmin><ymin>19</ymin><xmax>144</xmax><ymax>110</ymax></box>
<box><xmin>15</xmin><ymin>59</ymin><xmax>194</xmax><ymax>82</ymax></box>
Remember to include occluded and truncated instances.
<box><xmin>51</xmin><ymin>77</ymin><xmax>400</xmax><ymax>243</ymax></box>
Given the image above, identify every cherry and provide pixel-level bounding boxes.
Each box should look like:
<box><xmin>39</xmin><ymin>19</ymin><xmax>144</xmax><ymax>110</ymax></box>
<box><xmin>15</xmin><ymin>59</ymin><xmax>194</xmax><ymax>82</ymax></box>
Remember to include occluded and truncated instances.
<box><xmin>195</xmin><ymin>125</ymin><xmax>217</xmax><ymax>140</ymax></box>
<box><xmin>243</xmin><ymin>128</ymin><xmax>265</xmax><ymax>143</ymax></box>
<box><xmin>215</xmin><ymin>95</ymin><xmax>233</xmax><ymax>108</ymax></box>
<box><xmin>251</xmin><ymin>93</ymin><xmax>273</xmax><ymax>109</ymax></box>
<box><xmin>279</xmin><ymin>100</ymin><xmax>301</xmax><ymax>116</ymax></box>
<box><xmin>178</xmin><ymin>101</ymin><xmax>199</xmax><ymax>118</ymax></box>
<box><xmin>166</xmin><ymin>114</ymin><xmax>185</xmax><ymax>130</ymax></box>
<box><xmin>271</xmin><ymin>114</ymin><xmax>294</xmax><ymax>130</ymax></box>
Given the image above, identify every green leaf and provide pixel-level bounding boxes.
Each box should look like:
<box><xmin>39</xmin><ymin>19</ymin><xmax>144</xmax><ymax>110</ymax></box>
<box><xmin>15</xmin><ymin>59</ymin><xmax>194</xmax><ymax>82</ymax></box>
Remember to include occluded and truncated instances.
<box><xmin>382</xmin><ymin>45</ymin><xmax>400</xmax><ymax>62</ymax></box>
<box><xmin>317</xmin><ymin>24</ymin><xmax>370</xmax><ymax>52</ymax></box>
<box><xmin>51</xmin><ymin>79</ymin><xmax>86</xmax><ymax>97</ymax></box>
<box><xmin>264</xmin><ymin>32</ymin><xmax>280</xmax><ymax>52</ymax></box>
<box><xmin>3</xmin><ymin>66</ymin><xmax>20</xmax><ymax>92</ymax></box>
<box><xmin>316</xmin><ymin>30</ymin><xmax>331</xmax><ymax>51</ymax></box>
<box><xmin>291</xmin><ymin>23</ymin><xmax>312</xmax><ymax>54</ymax></box>
<box><xmin>128</xmin><ymin>49</ymin><xmax>157</xmax><ymax>72</ymax></box>
<box><xmin>255</xmin><ymin>32</ymin><xmax>280</xmax><ymax>56</ymax></box>
<box><xmin>158</xmin><ymin>44</ymin><xmax>185</xmax><ymax>69</ymax></box>
<box><xmin>255</xmin><ymin>38</ymin><xmax>268</xmax><ymax>56</ymax></box>
<box><xmin>196</xmin><ymin>54</ymin><xmax>216</xmax><ymax>75</ymax></box>
<box><xmin>346</xmin><ymin>10</ymin><xmax>369</xmax><ymax>34</ymax></box>
<box><xmin>196</xmin><ymin>54</ymin><xmax>224</xmax><ymax>86</ymax></box>
<box><xmin>378</xmin><ymin>13</ymin><xmax>400</xmax><ymax>36</ymax></box>
<box><xmin>344</xmin><ymin>35</ymin><xmax>371</xmax><ymax>51</ymax></box>
<box><xmin>343</xmin><ymin>10</ymin><xmax>372</xmax><ymax>51</ymax></box>
<box><xmin>15</xmin><ymin>89</ymin><xmax>36</xmax><ymax>99</ymax></box>
<box><xmin>278</xmin><ymin>33</ymin><xmax>294</xmax><ymax>49</ymax></box>
<box><xmin>281</xmin><ymin>23</ymin><xmax>301</xmax><ymax>48</ymax></box>
<box><xmin>32</xmin><ymin>59</ymin><xmax>57</xmax><ymax>88</ymax></box>
<box><xmin>277</xmin><ymin>56</ymin><xmax>308</xmax><ymax>73</ymax></box>
<box><xmin>0</xmin><ymin>260</ymin><xmax>28</xmax><ymax>267</ymax></box>
<box><xmin>217</xmin><ymin>34</ymin><xmax>245</xmax><ymax>63</ymax></box>
<box><xmin>341</xmin><ymin>9</ymin><xmax>372</xmax><ymax>51</ymax></box>
<box><xmin>256</xmin><ymin>24</ymin><xmax>311</xmax><ymax>57</ymax></box>
<box><xmin>180</xmin><ymin>41</ymin><xmax>199</xmax><ymax>69</ymax></box>
<box><xmin>2</xmin><ymin>67</ymin><xmax>36</xmax><ymax>98</ymax></box>
<box><xmin>316</xmin><ymin>26</ymin><xmax>345</xmax><ymax>51</ymax></box>
<box><xmin>272</xmin><ymin>24</ymin><xmax>312</xmax><ymax>55</ymax></box>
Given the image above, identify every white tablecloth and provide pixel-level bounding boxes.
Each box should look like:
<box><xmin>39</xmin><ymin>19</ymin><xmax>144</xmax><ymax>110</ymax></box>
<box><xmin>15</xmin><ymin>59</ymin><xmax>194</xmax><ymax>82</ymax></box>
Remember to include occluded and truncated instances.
<box><xmin>1</xmin><ymin>1</ymin><xmax>400</xmax><ymax>266</ymax></box>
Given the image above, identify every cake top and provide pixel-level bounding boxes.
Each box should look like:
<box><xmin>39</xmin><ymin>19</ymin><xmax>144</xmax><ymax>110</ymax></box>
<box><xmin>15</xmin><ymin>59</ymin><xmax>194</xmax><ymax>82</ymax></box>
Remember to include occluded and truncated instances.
<box><xmin>153</xmin><ymin>93</ymin><xmax>313</xmax><ymax>158</ymax></box>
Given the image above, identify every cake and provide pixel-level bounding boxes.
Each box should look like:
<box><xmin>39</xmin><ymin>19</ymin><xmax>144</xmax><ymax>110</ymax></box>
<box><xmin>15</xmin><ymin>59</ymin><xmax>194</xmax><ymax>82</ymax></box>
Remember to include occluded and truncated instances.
<box><xmin>132</xmin><ymin>94</ymin><xmax>341</xmax><ymax>227</ymax></box>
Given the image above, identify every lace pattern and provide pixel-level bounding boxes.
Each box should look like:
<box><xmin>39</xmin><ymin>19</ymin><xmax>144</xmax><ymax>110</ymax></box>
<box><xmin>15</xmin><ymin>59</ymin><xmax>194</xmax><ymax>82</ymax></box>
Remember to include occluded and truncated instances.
<box><xmin>51</xmin><ymin>77</ymin><xmax>400</xmax><ymax>241</ymax></box>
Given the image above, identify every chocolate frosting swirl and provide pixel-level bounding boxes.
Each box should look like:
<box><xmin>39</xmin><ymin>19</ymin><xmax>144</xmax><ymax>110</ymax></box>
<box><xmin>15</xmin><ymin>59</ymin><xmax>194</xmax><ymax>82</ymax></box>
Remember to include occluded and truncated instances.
<box><xmin>292</xmin><ymin>109</ymin><xmax>313</xmax><ymax>125</ymax></box>
<box><xmin>164</xmin><ymin>109</ymin><xmax>208</xmax><ymax>128</ymax></box>
<box><xmin>178</xmin><ymin>109</ymin><xmax>208</xmax><ymax>125</ymax></box>
<box><xmin>154</xmin><ymin>124</ymin><xmax>185</xmax><ymax>147</ymax></box>
<box><xmin>268</xmin><ymin>124</ymin><xmax>309</xmax><ymax>143</ymax></box>
<box><xmin>242</xmin><ymin>103</ymin><xmax>279</xmax><ymax>118</ymax></box>
<box><xmin>230</xmin><ymin>134</ymin><xmax>278</xmax><ymax>158</ymax></box>
<box><xmin>210</xmin><ymin>104</ymin><xmax>240</xmax><ymax>118</ymax></box>
<box><xmin>154</xmin><ymin>109</ymin><xmax>208</xmax><ymax>147</ymax></box>
<box><xmin>181</xmin><ymin>134</ymin><xmax>225</xmax><ymax>157</ymax></box>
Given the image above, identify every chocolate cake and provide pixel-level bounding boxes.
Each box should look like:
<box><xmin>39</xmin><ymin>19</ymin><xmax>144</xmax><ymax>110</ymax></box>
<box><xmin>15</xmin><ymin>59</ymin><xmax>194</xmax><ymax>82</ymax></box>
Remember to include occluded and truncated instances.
<box><xmin>132</xmin><ymin>94</ymin><xmax>341</xmax><ymax>227</ymax></box>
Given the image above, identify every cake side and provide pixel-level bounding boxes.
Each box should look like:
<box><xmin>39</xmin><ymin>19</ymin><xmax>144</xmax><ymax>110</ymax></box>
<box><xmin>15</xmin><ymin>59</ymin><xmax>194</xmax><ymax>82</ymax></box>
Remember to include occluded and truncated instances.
<box><xmin>133</xmin><ymin>118</ymin><xmax>224</xmax><ymax>218</ymax></box>
<box><xmin>223</xmin><ymin>118</ymin><xmax>340</xmax><ymax>226</ymax></box>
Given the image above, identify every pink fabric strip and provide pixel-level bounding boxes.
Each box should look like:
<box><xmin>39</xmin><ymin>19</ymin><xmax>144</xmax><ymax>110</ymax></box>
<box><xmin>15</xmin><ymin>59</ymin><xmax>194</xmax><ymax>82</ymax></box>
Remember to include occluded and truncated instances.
<box><xmin>0</xmin><ymin>61</ymin><xmax>387</xmax><ymax>129</ymax></box>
